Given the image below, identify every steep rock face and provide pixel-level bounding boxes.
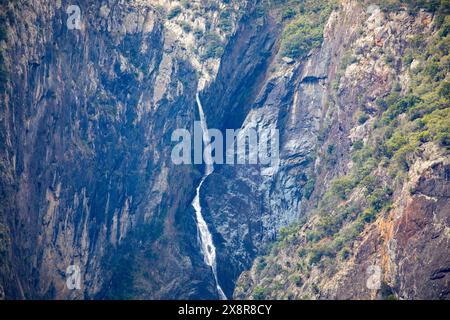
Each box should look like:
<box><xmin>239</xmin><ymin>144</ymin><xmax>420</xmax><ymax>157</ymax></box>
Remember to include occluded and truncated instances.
<box><xmin>0</xmin><ymin>0</ymin><xmax>247</xmax><ymax>299</ymax></box>
<box><xmin>234</xmin><ymin>1</ymin><xmax>449</xmax><ymax>300</ymax></box>
<box><xmin>199</xmin><ymin>8</ymin><xmax>283</xmax><ymax>297</ymax></box>
<box><xmin>328</xmin><ymin>155</ymin><xmax>450</xmax><ymax>299</ymax></box>
<box><xmin>201</xmin><ymin>0</ymin><xmax>365</xmax><ymax>297</ymax></box>
<box><xmin>0</xmin><ymin>0</ymin><xmax>448</xmax><ymax>300</ymax></box>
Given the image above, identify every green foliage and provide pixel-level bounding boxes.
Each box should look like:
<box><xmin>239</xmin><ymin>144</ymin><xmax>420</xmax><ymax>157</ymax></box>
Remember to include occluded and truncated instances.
<box><xmin>304</xmin><ymin>178</ymin><xmax>315</xmax><ymax>199</ymax></box>
<box><xmin>202</xmin><ymin>32</ymin><xmax>224</xmax><ymax>59</ymax></box>
<box><xmin>281</xmin><ymin>17</ymin><xmax>323</xmax><ymax>59</ymax></box>
<box><xmin>439</xmin><ymin>14</ymin><xmax>450</xmax><ymax>36</ymax></box>
<box><xmin>292</xmin><ymin>274</ymin><xmax>303</xmax><ymax>287</ymax></box>
<box><xmin>423</xmin><ymin>108</ymin><xmax>450</xmax><ymax>148</ymax></box>
<box><xmin>167</xmin><ymin>6</ymin><xmax>182</xmax><ymax>19</ymax></box>
<box><xmin>353</xmin><ymin>140</ymin><xmax>364</xmax><ymax>150</ymax></box>
<box><xmin>331</xmin><ymin>176</ymin><xmax>357</xmax><ymax>200</ymax></box>
<box><xmin>282</xmin><ymin>7</ymin><xmax>297</xmax><ymax>20</ymax></box>
<box><xmin>385</xmin><ymin>132</ymin><xmax>408</xmax><ymax>157</ymax></box>
<box><xmin>369</xmin><ymin>187</ymin><xmax>392</xmax><ymax>211</ymax></box>
<box><xmin>256</xmin><ymin>258</ymin><xmax>267</xmax><ymax>272</ymax></box>
<box><xmin>279</xmin><ymin>0</ymin><xmax>335</xmax><ymax>59</ymax></box>
<box><xmin>439</xmin><ymin>81</ymin><xmax>450</xmax><ymax>97</ymax></box>
<box><xmin>358</xmin><ymin>112</ymin><xmax>370</xmax><ymax>125</ymax></box>
<box><xmin>384</xmin><ymin>52</ymin><xmax>395</xmax><ymax>67</ymax></box>
<box><xmin>306</xmin><ymin>229</ymin><xmax>324</xmax><ymax>242</ymax></box>
<box><xmin>252</xmin><ymin>287</ymin><xmax>268</xmax><ymax>300</ymax></box>
<box><xmin>218</xmin><ymin>9</ymin><xmax>233</xmax><ymax>33</ymax></box>
<box><xmin>381</xmin><ymin>282</ymin><xmax>396</xmax><ymax>300</ymax></box>
<box><xmin>381</xmin><ymin>95</ymin><xmax>421</xmax><ymax>124</ymax></box>
<box><xmin>327</xmin><ymin>144</ymin><xmax>335</xmax><ymax>154</ymax></box>
<box><xmin>403</xmin><ymin>51</ymin><xmax>414</xmax><ymax>65</ymax></box>
<box><xmin>339</xmin><ymin>247</ymin><xmax>351</xmax><ymax>261</ymax></box>
<box><xmin>179</xmin><ymin>21</ymin><xmax>191</xmax><ymax>33</ymax></box>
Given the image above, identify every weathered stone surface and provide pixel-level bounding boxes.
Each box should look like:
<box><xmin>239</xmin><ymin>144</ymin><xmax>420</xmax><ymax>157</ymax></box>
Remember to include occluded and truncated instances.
<box><xmin>233</xmin><ymin>1</ymin><xmax>449</xmax><ymax>300</ymax></box>
<box><xmin>0</xmin><ymin>0</ymin><xmax>247</xmax><ymax>299</ymax></box>
<box><xmin>0</xmin><ymin>0</ymin><xmax>448</xmax><ymax>301</ymax></box>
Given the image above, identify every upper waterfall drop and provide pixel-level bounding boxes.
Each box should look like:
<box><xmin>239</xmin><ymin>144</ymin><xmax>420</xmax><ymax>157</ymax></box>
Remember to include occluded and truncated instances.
<box><xmin>192</xmin><ymin>92</ymin><xmax>227</xmax><ymax>300</ymax></box>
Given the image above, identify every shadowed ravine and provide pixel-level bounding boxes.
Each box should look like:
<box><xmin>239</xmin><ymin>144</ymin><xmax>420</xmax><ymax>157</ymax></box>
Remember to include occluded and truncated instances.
<box><xmin>192</xmin><ymin>93</ymin><xmax>227</xmax><ymax>300</ymax></box>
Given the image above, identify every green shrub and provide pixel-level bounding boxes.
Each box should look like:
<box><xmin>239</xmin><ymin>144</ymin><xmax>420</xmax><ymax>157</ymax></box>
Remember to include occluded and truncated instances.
<box><xmin>409</xmin><ymin>34</ymin><xmax>426</xmax><ymax>50</ymax></box>
<box><xmin>402</xmin><ymin>51</ymin><xmax>414</xmax><ymax>65</ymax></box>
<box><xmin>384</xmin><ymin>53</ymin><xmax>395</xmax><ymax>66</ymax></box>
<box><xmin>282</xmin><ymin>7</ymin><xmax>296</xmax><ymax>20</ymax></box>
<box><xmin>292</xmin><ymin>274</ymin><xmax>303</xmax><ymax>287</ymax></box>
<box><xmin>425</xmin><ymin>61</ymin><xmax>443</xmax><ymax>80</ymax></box>
<box><xmin>439</xmin><ymin>81</ymin><xmax>450</xmax><ymax>97</ymax></box>
<box><xmin>382</xmin><ymin>95</ymin><xmax>421</xmax><ymax>123</ymax></box>
<box><xmin>385</xmin><ymin>132</ymin><xmax>408</xmax><ymax>157</ymax></box>
<box><xmin>241</xmin><ymin>0</ymin><xmax>449</xmax><ymax>295</ymax></box>
<box><xmin>304</xmin><ymin>179</ymin><xmax>315</xmax><ymax>199</ymax></box>
<box><xmin>327</xmin><ymin>144</ymin><xmax>335</xmax><ymax>154</ymax></box>
<box><xmin>179</xmin><ymin>21</ymin><xmax>191</xmax><ymax>33</ymax></box>
<box><xmin>202</xmin><ymin>32</ymin><xmax>224</xmax><ymax>59</ymax></box>
<box><xmin>167</xmin><ymin>6</ymin><xmax>182</xmax><ymax>19</ymax></box>
<box><xmin>317</xmin><ymin>214</ymin><xmax>341</xmax><ymax>236</ymax></box>
<box><xmin>423</xmin><ymin>108</ymin><xmax>450</xmax><ymax>147</ymax></box>
<box><xmin>331</xmin><ymin>176</ymin><xmax>357</xmax><ymax>200</ymax></box>
<box><xmin>368</xmin><ymin>187</ymin><xmax>392</xmax><ymax>212</ymax></box>
<box><xmin>218</xmin><ymin>9</ymin><xmax>233</xmax><ymax>32</ymax></box>
<box><xmin>339</xmin><ymin>247</ymin><xmax>351</xmax><ymax>261</ymax></box>
<box><xmin>256</xmin><ymin>258</ymin><xmax>267</xmax><ymax>272</ymax></box>
<box><xmin>358</xmin><ymin>112</ymin><xmax>370</xmax><ymax>125</ymax></box>
<box><xmin>253</xmin><ymin>287</ymin><xmax>268</xmax><ymax>300</ymax></box>
<box><xmin>280</xmin><ymin>17</ymin><xmax>324</xmax><ymax>59</ymax></box>
<box><xmin>361</xmin><ymin>208</ymin><xmax>377</xmax><ymax>223</ymax></box>
<box><xmin>376</xmin><ymin>98</ymin><xmax>389</xmax><ymax>111</ymax></box>
<box><xmin>353</xmin><ymin>140</ymin><xmax>364</xmax><ymax>150</ymax></box>
<box><xmin>306</xmin><ymin>230</ymin><xmax>324</xmax><ymax>242</ymax></box>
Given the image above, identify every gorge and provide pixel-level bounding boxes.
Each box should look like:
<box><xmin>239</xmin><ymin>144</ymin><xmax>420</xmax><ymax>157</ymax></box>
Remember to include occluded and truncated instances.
<box><xmin>192</xmin><ymin>92</ymin><xmax>226</xmax><ymax>300</ymax></box>
<box><xmin>0</xmin><ymin>0</ymin><xmax>449</xmax><ymax>300</ymax></box>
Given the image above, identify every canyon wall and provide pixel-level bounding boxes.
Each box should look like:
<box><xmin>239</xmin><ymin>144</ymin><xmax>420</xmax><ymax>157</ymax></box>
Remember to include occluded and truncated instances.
<box><xmin>0</xmin><ymin>0</ymin><xmax>448</xmax><ymax>300</ymax></box>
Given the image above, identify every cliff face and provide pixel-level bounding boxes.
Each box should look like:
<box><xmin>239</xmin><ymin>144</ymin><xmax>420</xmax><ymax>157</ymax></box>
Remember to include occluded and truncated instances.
<box><xmin>0</xmin><ymin>0</ymin><xmax>449</xmax><ymax>300</ymax></box>
<box><xmin>234</xmin><ymin>1</ymin><xmax>450</xmax><ymax>300</ymax></box>
<box><xmin>0</xmin><ymin>0</ymin><xmax>248</xmax><ymax>299</ymax></box>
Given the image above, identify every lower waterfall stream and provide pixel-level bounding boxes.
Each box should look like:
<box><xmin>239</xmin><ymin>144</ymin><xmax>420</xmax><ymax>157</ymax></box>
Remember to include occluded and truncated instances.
<box><xmin>192</xmin><ymin>93</ymin><xmax>227</xmax><ymax>300</ymax></box>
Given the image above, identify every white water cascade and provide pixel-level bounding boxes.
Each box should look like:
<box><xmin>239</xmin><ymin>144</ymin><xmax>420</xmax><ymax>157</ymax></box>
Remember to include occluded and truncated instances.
<box><xmin>192</xmin><ymin>93</ymin><xmax>227</xmax><ymax>300</ymax></box>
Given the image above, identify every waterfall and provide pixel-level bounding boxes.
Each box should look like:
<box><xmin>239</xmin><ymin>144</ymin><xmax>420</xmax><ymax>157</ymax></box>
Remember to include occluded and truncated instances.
<box><xmin>192</xmin><ymin>93</ymin><xmax>227</xmax><ymax>300</ymax></box>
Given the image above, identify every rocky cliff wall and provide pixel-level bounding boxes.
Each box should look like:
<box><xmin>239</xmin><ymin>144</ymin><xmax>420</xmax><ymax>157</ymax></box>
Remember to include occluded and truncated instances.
<box><xmin>0</xmin><ymin>0</ymin><xmax>248</xmax><ymax>299</ymax></box>
<box><xmin>234</xmin><ymin>0</ymin><xmax>449</xmax><ymax>300</ymax></box>
<box><xmin>0</xmin><ymin>0</ymin><xmax>448</xmax><ymax>300</ymax></box>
